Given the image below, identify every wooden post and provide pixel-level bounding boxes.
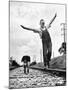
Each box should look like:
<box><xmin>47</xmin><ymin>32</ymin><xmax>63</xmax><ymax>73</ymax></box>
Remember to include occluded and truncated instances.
<box><xmin>33</xmin><ymin>55</ymin><xmax>36</xmax><ymax>62</ymax></box>
<box><xmin>40</xmin><ymin>49</ymin><xmax>43</xmax><ymax>62</ymax></box>
<box><xmin>53</xmin><ymin>51</ymin><xmax>54</xmax><ymax>58</ymax></box>
<box><xmin>60</xmin><ymin>23</ymin><xmax>66</xmax><ymax>42</ymax></box>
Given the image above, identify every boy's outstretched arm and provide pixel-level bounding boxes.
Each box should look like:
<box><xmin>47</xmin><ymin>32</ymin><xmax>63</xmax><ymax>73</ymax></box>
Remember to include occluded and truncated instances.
<box><xmin>47</xmin><ymin>13</ymin><xmax>57</xmax><ymax>29</ymax></box>
<box><xmin>20</xmin><ymin>25</ymin><xmax>39</xmax><ymax>33</ymax></box>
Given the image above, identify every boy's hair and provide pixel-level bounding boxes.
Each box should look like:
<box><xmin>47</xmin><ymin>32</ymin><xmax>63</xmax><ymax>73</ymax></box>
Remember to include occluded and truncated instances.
<box><xmin>21</xmin><ymin>55</ymin><xmax>30</xmax><ymax>62</ymax></box>
<box><xmin>40</xmin><ymin>19</ymin><xmax>45</xmax><ymax>25</ymax></box>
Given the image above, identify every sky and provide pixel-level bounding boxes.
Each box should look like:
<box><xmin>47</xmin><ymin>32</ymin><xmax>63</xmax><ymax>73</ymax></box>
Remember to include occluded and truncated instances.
<box><xmin>10</xmin><ymin>1</ymin><xmax>66</xmax><ymax>65</ymax></box>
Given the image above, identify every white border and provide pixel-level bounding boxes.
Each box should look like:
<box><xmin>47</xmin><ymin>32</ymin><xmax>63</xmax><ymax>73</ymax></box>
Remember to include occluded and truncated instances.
<box><xmin>0</xmin><ymin>0</ymin><xmax>68</xmax><ymax>90</ymax></box>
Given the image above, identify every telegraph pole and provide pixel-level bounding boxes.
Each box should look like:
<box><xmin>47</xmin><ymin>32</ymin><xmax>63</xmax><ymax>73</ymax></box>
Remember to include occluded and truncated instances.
<box><xmin>40</xmin><ymin>49</ymin><xmax>42</xmax><ymax>62</ymax></box>
<box><xmin>53</xmin><ymin>51</ymin><xmax>54</xmax><ymax>58</ymax></box>
<box><xmin>33</xmin><ymin>55</ymin><xmax>36</xmax><ymax>62</ymax></box>
<box><xmin>60</xmin><ymin>23</ymin><xmax>66</xmax><ymax>42</ymax></box>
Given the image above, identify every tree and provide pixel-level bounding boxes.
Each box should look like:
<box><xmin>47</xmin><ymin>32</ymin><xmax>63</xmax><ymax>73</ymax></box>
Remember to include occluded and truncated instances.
<box><xmin>58</xmin><ymin>42</ymin><xmax>66</xmax><ymax>54</ymax></box>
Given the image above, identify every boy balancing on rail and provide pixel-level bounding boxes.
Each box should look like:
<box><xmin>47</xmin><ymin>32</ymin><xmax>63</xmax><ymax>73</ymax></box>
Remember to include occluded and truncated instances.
<box><xmin>20</xmin><ymin>13</ymin><xmax>57</xmax><ymax>68</ymax></box>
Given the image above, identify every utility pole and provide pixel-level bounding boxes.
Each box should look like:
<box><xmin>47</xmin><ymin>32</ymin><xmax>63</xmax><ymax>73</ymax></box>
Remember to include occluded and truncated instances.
<box><xmin>33</xmin><ymin>55</ymin><xmax>36</xmax><ymax>62</ymax></box>
<box><xmin>60</xmin><ymin>23</ymin><xmax>66</xmax><ymax>42</ymax></box>
<box><xmin>53</xmin><ymin>51</ymin><xmax>54</xmax><ymax>58</ymax></box>
<box><xmin>40</xmin><ymin>49</ymin><xmax>42</xmax><ymax>62</ymax></box>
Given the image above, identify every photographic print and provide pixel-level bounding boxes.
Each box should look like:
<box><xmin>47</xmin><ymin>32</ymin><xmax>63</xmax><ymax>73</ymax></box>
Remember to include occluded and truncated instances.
<box><xmin>9</xmin><ymin>1</ymin><xmax>66</xmax><ymax>89</ymax></box>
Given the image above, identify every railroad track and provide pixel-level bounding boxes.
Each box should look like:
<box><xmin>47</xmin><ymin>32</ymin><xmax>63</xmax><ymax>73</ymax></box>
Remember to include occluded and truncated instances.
<box><xmin>29</xmin><ymin>65</ymin><xmax>66</xmax><ymax>78</ymax></box>
<box><xmin>9</xmin><ymin>66</ymin><xmax>66</xmax><ymax>89</ymax></box>
<box><xmin>29</xmin><ymin>66</ymin><xmax>66</xmax><ymax>72</ymax></box>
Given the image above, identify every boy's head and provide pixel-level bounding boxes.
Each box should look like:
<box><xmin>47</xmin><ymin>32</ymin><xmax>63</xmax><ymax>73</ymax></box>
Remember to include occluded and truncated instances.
<box><xmin>40</xmin><ymin>19</ymin><xmax>45</xmax><ymax>28</ymax></box>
